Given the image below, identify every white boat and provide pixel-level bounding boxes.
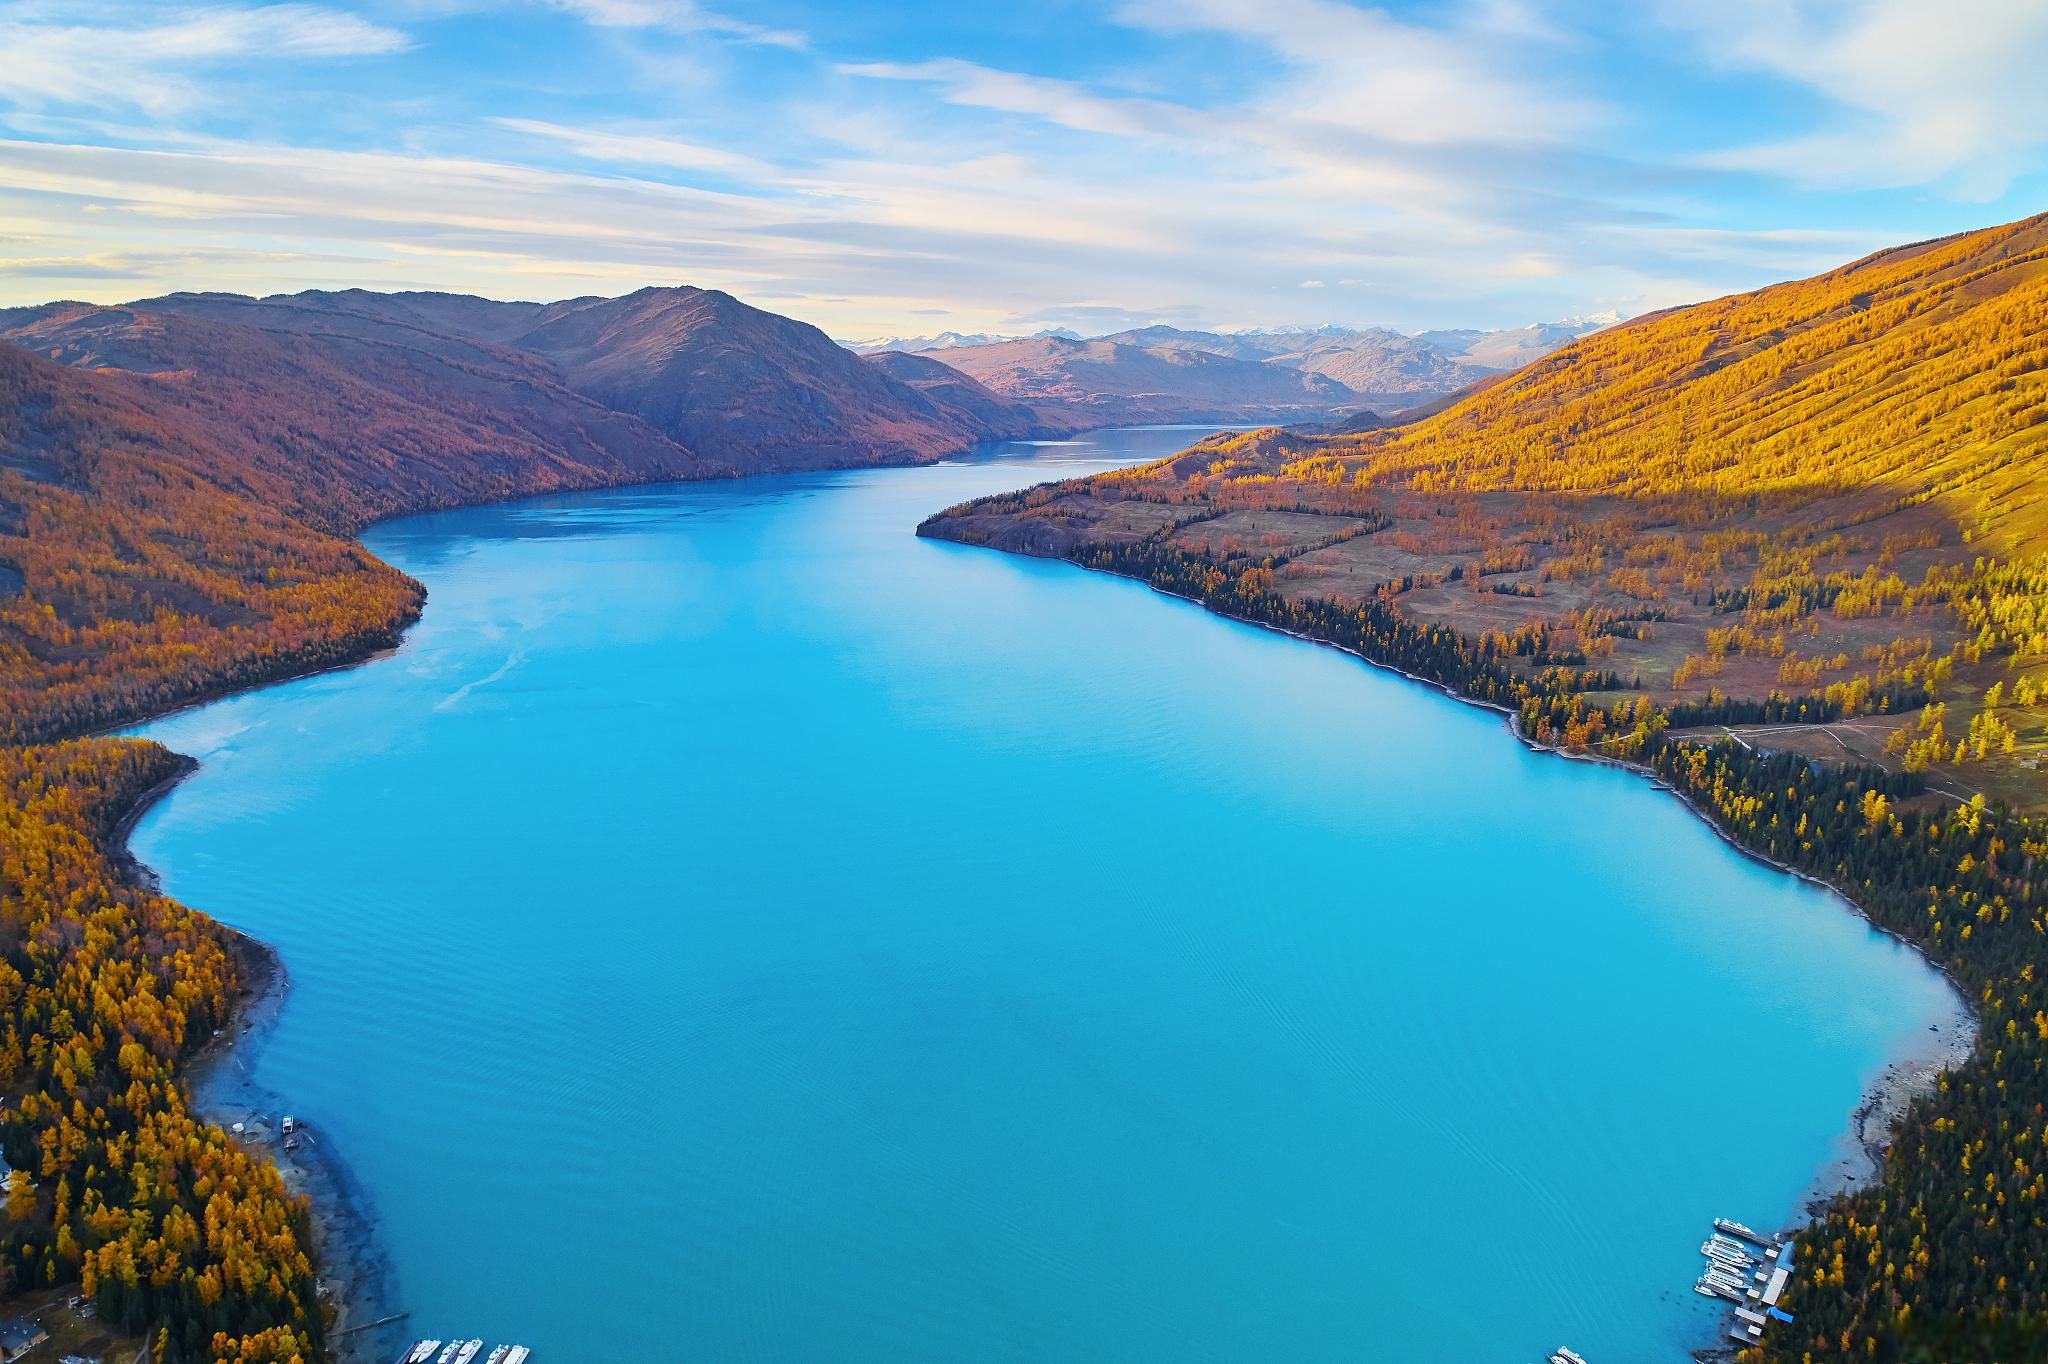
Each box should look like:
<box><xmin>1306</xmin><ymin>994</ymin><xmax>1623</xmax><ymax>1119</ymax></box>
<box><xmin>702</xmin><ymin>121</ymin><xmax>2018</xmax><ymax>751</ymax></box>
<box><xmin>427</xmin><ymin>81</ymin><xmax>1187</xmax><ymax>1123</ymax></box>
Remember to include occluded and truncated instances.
<box><xmin>436</xmin><ymin>1345</ymin><xmax>460</xmax><ymax>1364</ymax></box>
<box><xmin>1715</xmin><ymin>1218</ymin><xmax>1771</xmax><ymax>1246</ymax></box>
<box><xmin>1552</xmin><ymin>1349</ymin><xmax>1589</xmax><ymax>1364</ymax></box>
<box><xmin>502</xmin><ymin>1349</ymin><xmax>530</xmax><ymax>1364</ymax></box>
<box><xmin>484</xmin><ymin>1348</ymin><xmax>509</xmax><ymax>1364</ymax></box>
<box><xmin>407</xmin><ymin>1344</ymin><xmax>442</xmax><ymax>1364</ymax></box>
<box><xmin>453</xmin><ymin>1342</ymin><xmax>484</xmax><ymax>1364</ymax></box>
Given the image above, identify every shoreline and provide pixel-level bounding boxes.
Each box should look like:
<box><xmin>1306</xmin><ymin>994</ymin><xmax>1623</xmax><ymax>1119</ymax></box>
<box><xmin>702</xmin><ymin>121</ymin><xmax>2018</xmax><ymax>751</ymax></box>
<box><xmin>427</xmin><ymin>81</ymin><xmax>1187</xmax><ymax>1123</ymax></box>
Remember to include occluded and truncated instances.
<box><xmin>941</xmin><ymin>539</ymin><xmax>1982</xmax><ymax>1283</ymax></box>
<box><xmin>115</xmin><ymin>761</ymin><xmax>404</xmax><ymax>1364</ymax></box>
<box><xmin>187</xmin><ymin>933</ymin><xmax>404</xmax><ymax>1364</ymax></box>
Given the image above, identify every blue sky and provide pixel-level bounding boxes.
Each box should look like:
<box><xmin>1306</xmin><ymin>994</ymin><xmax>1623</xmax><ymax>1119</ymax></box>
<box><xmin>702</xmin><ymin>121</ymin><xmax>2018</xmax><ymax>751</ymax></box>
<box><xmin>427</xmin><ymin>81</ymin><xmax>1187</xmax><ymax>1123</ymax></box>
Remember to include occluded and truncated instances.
<box><xmin>1</xmin><ymin>0</ymin><xmax>2044</xmax><ymax>337</ymax></box>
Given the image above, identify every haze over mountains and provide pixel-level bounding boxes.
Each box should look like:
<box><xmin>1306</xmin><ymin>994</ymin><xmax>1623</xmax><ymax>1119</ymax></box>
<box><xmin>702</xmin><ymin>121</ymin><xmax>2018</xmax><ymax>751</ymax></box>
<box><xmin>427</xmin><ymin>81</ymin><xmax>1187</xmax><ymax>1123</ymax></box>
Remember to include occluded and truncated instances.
<box><xmin>844</xmin><ymin>314</ymin><xmax>1620</xmax><ymax>419</ymax></box>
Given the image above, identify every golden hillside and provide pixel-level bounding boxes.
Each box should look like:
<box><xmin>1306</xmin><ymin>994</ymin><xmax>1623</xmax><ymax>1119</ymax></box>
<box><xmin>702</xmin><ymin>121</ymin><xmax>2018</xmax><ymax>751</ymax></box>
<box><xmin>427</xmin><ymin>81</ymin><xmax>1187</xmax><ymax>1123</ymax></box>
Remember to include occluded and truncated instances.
<box><xmin>926</xmin><ymin>212</ymin><xmax>2048</xmax><ymax>808</ymax></box>
<box><xmin>1304</xmin><ymin>212</ymin><xmax>2048</xmax><ymax>549</ymax></box>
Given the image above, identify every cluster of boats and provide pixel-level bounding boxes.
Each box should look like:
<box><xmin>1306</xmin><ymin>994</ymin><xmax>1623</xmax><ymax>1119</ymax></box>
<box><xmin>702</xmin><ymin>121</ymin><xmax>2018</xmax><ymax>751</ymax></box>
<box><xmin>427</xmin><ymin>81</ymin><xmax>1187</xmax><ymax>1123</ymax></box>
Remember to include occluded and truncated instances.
<box><xmin>399</xmin><ymin>1341</ymin><xmax>530</xmax><ymax>1364</ymax></box>
<box><xmin>1693</xmin><ymin>1219</ymin><xmax>1776</xmax><ymax>1302</ymax></box>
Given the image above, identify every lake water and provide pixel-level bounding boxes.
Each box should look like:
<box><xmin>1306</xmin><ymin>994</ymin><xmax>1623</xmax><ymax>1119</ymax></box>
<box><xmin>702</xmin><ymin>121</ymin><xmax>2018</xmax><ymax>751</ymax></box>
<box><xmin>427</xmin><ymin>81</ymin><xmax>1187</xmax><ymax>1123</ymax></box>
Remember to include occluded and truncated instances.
<box><xmin>130</xmin><ymin>428</ymin><xmax>1960</xmax><ymax>1364</ymax></box>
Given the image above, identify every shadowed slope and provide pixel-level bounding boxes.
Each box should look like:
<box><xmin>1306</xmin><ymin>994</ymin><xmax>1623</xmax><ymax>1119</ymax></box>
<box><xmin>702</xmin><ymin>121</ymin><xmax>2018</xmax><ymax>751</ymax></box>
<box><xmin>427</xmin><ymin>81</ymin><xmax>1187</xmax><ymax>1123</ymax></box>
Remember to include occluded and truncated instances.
<box><xmin>860</xmin><ymin>349</ymin><xmax>1049</xmax><ymax>441</ymax></box>
<box><xmin>1</xmin><ymin>298</ymin><xmax>721</xmax><ymax>533</ymax></box>
<box><xmin>503</xmin><ymin>286</ymin><xmax>1052</xmax><ymax>467</ymax></box>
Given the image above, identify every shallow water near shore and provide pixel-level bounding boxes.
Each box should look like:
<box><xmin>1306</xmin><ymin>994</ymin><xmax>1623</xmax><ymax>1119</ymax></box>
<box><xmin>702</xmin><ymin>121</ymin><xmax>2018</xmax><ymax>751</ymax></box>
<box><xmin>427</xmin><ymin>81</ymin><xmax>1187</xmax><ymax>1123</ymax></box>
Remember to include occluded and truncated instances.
<box><xmin>129</xmin><ymin>427</ymin><xmax>1963</xmax><ymax>1364</ymax></box>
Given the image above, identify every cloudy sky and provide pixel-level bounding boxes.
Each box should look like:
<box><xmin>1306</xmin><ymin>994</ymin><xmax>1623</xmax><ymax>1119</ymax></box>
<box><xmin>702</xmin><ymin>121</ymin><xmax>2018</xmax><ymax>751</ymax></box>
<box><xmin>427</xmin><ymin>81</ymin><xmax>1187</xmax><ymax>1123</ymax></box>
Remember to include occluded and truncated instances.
<box><xmin>1</xmin><ymin>0</ymin><xmax>2044</xmax><ymax>337</ymax></box>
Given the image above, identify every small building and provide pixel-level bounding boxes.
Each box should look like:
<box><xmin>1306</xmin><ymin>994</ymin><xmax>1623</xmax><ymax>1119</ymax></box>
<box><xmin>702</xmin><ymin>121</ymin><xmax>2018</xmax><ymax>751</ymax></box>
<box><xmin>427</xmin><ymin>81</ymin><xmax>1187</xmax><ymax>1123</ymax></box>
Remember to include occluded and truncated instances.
<box><xmin>0</xmin><ymin>1317</ymin><xmax>49</xmax><ymax>1362</ymax></box>
<box><xmin>1761</xmin><ymin>1266</ymin><xmax>1792</xmax><ymax>1306</ymax></box>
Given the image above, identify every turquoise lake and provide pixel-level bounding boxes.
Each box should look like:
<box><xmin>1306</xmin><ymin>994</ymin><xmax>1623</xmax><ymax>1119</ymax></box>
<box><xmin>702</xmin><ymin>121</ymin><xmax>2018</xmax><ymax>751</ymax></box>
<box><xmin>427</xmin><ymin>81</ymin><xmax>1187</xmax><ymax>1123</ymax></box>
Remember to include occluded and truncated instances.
<box><xmin>129</xmin><ymin>427</ymin><xmax>1961</xmax><ymax>1364</ymax></box>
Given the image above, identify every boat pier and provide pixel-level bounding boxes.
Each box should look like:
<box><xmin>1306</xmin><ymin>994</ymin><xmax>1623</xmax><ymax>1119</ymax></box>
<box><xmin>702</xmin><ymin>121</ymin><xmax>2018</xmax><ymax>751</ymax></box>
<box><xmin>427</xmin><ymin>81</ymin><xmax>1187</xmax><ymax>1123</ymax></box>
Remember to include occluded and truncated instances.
<box><xmin>1692</xmin><ymin>1217</ymin><xmax>1797</xmax><ymax>1350</ymax></box>
<box><xmin>398</xmin><ymin>1338</ymin><xmax>532</xmax><ymax>1364</ymax></box>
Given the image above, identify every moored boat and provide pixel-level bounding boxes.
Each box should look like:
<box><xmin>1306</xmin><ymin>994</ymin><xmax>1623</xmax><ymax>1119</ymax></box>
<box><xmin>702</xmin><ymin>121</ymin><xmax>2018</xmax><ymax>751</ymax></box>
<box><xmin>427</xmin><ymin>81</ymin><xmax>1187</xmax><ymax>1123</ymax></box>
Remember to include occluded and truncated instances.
<box><xmin>1714</xmin><ymin>1217</ymin><xmax>1772</xmax><ymax>1246</ymax></box>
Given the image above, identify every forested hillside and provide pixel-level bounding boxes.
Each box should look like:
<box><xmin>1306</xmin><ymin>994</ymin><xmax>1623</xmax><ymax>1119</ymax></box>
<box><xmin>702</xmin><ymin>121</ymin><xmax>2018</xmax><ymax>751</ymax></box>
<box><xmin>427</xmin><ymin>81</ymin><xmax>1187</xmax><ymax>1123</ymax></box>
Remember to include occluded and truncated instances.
<box><xmin>0</xmin><ymin>741</ymin><xmax>322</xmax><ymax>1362</ymax></box>
<box><xmin>923</xmin><ymin>212</ymin><xmax>2048</xmax><ymax>1362</ymax></box>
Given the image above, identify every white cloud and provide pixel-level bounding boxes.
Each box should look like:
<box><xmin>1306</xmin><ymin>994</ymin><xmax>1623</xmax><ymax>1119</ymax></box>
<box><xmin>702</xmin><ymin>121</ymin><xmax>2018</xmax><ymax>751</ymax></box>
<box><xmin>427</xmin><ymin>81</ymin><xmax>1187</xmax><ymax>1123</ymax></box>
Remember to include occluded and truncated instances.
<box><xmin>538</xmin><ymin>0</ymin><xmax>805</xmax><ymax>48</ymax></box>
<box><xmin>492</xmin><ymin>118</ymin><xmax>769</xmax><ymax>176</ymax></box>
<box><xmin>1670</xmin><ymin>0</ymin><xmax>2048</xmax><ymax>197</ymax></box>
<box><xmin>0</xmin><ymin>4</ymin><xmax>409</xmax><ymax>114</ymax></box>
<box><xmin>838</xmin><ymin>59</ymin><xmax>1201</xmax><ymax>141</ymax></box>
<box><xmin>1115</xmin><ymin>0</ymin><xmax>1602</xmax><ymax>146</ymax></box>
<box><xmin>0</xmin><ymin>124</ymin><xmax>1619</xmax><ymax>333</ymax></box>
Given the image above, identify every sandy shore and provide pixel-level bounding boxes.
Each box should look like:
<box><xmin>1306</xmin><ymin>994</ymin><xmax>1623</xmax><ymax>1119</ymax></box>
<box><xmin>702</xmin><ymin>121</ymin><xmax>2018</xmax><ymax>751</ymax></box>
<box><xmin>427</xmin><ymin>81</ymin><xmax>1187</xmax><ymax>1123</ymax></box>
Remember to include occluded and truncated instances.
<box><xmin>117</xmin><ymin>765</ymin><xmax>405</xmax><ymax>1364</ymax></box>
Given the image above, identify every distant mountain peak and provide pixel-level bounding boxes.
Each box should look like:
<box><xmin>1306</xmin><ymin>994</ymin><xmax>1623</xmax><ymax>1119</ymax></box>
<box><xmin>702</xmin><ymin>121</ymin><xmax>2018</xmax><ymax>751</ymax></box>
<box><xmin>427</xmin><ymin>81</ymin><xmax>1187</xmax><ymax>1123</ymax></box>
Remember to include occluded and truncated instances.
<box><xmin>840</xmin><ymin>327</ymin><xmax>1078</xmax><ymax>354</ymax></box>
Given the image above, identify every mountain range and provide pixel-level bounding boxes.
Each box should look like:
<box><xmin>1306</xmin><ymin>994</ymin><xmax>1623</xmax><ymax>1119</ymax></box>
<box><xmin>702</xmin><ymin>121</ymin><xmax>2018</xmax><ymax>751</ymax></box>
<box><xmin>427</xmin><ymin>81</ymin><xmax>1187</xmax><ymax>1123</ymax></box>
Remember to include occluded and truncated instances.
<box><xmin>846</xmin><ymin>315</ymin><xmax>1620</xmax><ymax>421</ymax></box>
<box><xmin>0</xmin><ymin>285</ymin><xmax>1056</xmax><ymax>524</ymax></box>
<box><xmin>843</xmin><ymin>327</ymin><xmax>1079</xmax><ymax>353</ymax></box>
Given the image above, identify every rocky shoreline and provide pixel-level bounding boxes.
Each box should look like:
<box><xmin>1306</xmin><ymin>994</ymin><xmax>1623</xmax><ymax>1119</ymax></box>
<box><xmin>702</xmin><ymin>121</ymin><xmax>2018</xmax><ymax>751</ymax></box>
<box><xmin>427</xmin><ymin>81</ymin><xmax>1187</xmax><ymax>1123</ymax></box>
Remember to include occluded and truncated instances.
<box><xmin>117</xmin><ymin>766</ymin><xmax>404</xmax><ymax>1364</ymax></box>
<box><xmin>186</xmin><ymin>931</ymin><xmax>405</xmax><ymax>1364</ymax></box>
